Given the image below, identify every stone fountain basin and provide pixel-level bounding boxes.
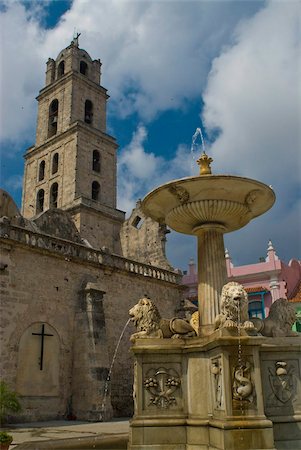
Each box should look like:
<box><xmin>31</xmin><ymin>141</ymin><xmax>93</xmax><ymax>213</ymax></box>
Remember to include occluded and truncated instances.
<box><xmin>141</xmin><ymin>175</ymin><xmax>275</xmax><ymax>235</ymax></box>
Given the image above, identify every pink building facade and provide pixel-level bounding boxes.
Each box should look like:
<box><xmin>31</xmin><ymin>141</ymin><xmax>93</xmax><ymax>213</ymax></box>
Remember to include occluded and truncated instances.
<box><xmin>182</xmin><ymin>241</ymin><xmax>301</xmax><ymax>324</ymax></box>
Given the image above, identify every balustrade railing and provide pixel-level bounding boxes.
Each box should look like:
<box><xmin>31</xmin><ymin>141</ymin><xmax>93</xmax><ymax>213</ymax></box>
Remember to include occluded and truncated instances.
<box><xmin>0</xmin><ymin>224</ymin><xmax>181</xmax><ymax>284</ymax></box>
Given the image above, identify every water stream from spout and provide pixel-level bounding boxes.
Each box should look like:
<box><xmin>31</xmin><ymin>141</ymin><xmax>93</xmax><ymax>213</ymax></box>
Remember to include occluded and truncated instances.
<box><xmin>190</xmin><ymin>126</ymin><xmax>206</xmax><ymax>173</ymax></box>
<box><xmin>237</xmin><ymin>305</ymin><xmax>244</xmax><ymax>444</ymax></box>
<box><xmin>100</xmin><ymin>318</ymin><xmax>131</xmax><ymax>421</ymax></box>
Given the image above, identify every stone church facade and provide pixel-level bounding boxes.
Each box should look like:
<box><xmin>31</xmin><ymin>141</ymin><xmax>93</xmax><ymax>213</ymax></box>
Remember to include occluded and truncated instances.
<box><xmin>0</xmin><ymin>39</ymin><xmax>183</xmax><ymax>422</ymax></box>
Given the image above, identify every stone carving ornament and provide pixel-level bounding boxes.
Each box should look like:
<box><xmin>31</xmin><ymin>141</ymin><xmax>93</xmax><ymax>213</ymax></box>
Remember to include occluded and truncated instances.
<box><xmin>211</xmin><ymin>357</ymin><xmax>224</xmax><ymax>409</ymax></box>
<box><xmin>129</xmin><ymin>297</ymin><xmax>196</xmax><ymax>342</ymax></box>
<box><xmin>214</xmin><ymin>282</ymin><xmax>255</xmax><ymax>331</ymax></box>
<box><xmin>232</xmin><ymin>360</ymin><xmax>254</xmax><ymax>403</ymax></box>
<box><xmin>144</xmin><ymin>367</ymin><xmax>181</xmax><ymax>409</ymax></box>
<box><xmin>268</xmin><ymin>361</ymin><xmax>296</xmax><ymax>404</ymax></box>
<box><xmin>168</xmin><ymin>185</ymin><xmax>190</xmax><ymax>204</ymax></box>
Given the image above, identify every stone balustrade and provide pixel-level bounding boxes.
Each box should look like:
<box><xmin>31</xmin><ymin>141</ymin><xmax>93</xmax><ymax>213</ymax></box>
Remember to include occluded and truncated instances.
<box><xmin>0</xmin><ymin>223</ymin><xmax>181</xmax><ymax>284</ymax></box>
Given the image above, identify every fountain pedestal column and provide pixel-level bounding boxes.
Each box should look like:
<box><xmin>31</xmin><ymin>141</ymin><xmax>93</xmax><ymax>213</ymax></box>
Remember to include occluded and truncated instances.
<box><xmin>196</xmin><ymin>224</ymin><xmax>228</xmax><ymax>335</ymax></box>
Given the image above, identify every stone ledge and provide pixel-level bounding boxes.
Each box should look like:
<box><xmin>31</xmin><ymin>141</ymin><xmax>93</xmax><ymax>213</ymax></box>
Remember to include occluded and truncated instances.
<box><xmin>0</xmin><ymin>224</ymin><xmax>181</xmax><ymax>285</ymax></box>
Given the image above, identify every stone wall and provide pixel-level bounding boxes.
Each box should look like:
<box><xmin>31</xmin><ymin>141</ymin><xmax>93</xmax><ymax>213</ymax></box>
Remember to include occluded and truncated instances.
<box><xmin>120</xmin><ymin>201</ymin><xmax>173</xmax><ymax>271</ymax></box>
<box><xmin>0</xmin><ymin>223</ymin><xmax>183</xmax><ymax>421</ymax></box>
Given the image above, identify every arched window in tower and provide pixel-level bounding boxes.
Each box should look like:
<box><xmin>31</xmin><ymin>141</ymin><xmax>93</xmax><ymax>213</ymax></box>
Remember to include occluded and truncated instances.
<box><xmin>80</xmin><ymin>61</ymin><xmax>88</xmax><ymax>76</ymax></box>
<box><xmin>52</xmin><ymin>153</ymin><xmax>59</xmax><ymax>174</ymax></box>
<box><xmin>92</xmin><ymin>181</ymin><xmax>100</xmax><ymax>201</ymax></box>
<box><xmin>48</xmin><ymin>99</ymin><xmax>59</xmax><ymax>137</ymax></box>
<box><xmin>38</xmin><ymin>160</ymin><xmax>45</xmax><ymax>181</ymax></box>
<box><xmin>84</xmin><ymin>100</ymin><xmax>93</xmax><ymax>124</ymax></box>
<box><xmin>57</xmin><ymin>61</ymin><xmax>65</xmax><ymax>78</ymax></box>
<box><xmin>92</xmin><ymin>150</ymin><xmax>101</xmax><ymax>172</ymax></box>
<box><xmin>50</xmin><ymin>182</ymin><xmax>58</xmax><ymax>208</ymax></box>
<box><xmin>36</xmin><ymin>189</ymin><xmax>44</xmax><ymax>214</ymax></box>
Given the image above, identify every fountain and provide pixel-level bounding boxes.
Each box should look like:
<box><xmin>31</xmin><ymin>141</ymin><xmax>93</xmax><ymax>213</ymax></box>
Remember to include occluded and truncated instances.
<box><xmin>127</xmin><ymin>154</ymin><xmax>301</xmax><ymax>450</ymax></box>
<box><xmin>141</xmin><ymin>153</ymin><xmax>275</xmax><ymax>335</ymax></box>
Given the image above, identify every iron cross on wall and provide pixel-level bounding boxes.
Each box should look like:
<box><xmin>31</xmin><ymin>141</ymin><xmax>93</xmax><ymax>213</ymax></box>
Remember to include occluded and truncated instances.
<box><xmin>32</xmin><ymin>324</ymin><xmax>54</xmax><ymax>370</ymax></box>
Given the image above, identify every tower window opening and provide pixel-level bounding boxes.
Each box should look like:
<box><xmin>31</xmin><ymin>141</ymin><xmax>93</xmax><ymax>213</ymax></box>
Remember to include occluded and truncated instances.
<box><xmin>85</xmin><ymin>100</ymin><xmax>93</xmax><ymax>124</ymax></box>
<box><xmin>48</xmin><ymin>99</ymin><xmax>59</xmax><ymax>137</ymax></box>
<box><xmin>50</xmin><ymin>182</ymin><xmax>58</xmax><ymax>208</ymax></box>
<box><xmin>80</xmin><ymin>61</ymin><xmax>88</xmax><ymax>76</ymax></box>
<box><xmin>38</xmin><ymin>160</ymin><xmax>45</xmax><ymax>181</ymax></box>
<box><xmin>92</xmin><ymin>150</ymin><xmax>101</xmax><ymax>172</ymax></box>
<box><xmin>36</xmin><ymin>189</ymin><xmax>44</xmax><ymax>214</ymax></box>
<box><xmin>52</xmin><ymin>153</ymin><xmax>59</xmax><ymax>174</ymax></box>
<box><xmin>57</xmin><ymin>61</ymin><xmax>65</xmax><ymax>78</ymax></box>
<box><xmin>92</xmin><ymin>181</ymin><xmax>100</xmax><ymax>201</ymax></box>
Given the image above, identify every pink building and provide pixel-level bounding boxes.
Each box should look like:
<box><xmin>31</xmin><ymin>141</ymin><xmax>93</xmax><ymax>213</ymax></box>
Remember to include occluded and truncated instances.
<box><xmin>182</xmin><ymin>240</ymin><xmax>301</xmax><ymax>321</ymax></box>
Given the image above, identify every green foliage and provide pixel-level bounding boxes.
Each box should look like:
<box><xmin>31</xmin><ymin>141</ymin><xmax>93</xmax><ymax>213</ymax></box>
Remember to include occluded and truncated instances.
<box><xmin>0</xmin><ymin>381</ymin><xmax>22</xmax><ymax>424</ymax></box>
<box><xmin>0</xmin><ymin>431</ymin><xmax>13</xmax><ymax>444</ymax></box>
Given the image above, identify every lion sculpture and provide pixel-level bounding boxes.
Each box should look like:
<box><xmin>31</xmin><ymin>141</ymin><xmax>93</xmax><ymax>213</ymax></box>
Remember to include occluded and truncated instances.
<box><xmin>129</xmin><ymin>297</ymin><xmax>196</xmax><ymax>342</ymax></box>
<box><xmin>214</xmin><ymin>282</ymin><xmax>255</xmax><ymax>331</ymax></box>
<box><xmin>251</xmin><ymin>298</ymin><xmax>299</xmax><ymax>337</ymax></box>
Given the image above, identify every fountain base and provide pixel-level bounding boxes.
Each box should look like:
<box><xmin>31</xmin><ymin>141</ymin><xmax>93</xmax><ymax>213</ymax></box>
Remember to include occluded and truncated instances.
<box><xmin>128</xmin><ymin>331</ymin><xmax>301</xmax><ymax>450</ymax></box>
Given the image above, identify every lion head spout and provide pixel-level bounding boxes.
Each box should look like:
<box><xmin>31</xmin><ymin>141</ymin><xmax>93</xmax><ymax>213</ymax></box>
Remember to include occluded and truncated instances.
<box><xmin>215</xmin><ymin>282</ymin><xmax>254</xmax><ymax>331</ymax></box>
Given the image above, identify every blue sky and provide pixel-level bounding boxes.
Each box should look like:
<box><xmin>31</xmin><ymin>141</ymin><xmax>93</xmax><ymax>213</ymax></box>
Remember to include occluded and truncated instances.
<box><xmin>0</xmin><ymin>0</ymin><xmax>300</xmax><ymax>270</ymax></box>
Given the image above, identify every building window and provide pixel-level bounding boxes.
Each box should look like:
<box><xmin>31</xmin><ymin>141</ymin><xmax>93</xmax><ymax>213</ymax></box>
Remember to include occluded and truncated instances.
<box><xmin>50</xmin><ymin>182</ymin><xmax>58</xmax><ymax>208</ymax></box>
<box><xmin>92</xmin><ymin>150</ymin><xmax>101</xmax><ymax>172</ymax></box>
<box><xmin>57</xmin><ymin>61</ymin><xmax>65</xmax><ymax>78</ymax></box>
<box><xmin>84</xmin><ymin>100</ymin><xmax>93</xmax><ymax>124</ymax></box>
<box><xmin>80</xmin><ymin>61</ymin><xmax>88</xmax><ymax>75</ymax></box>
<box><xmin>248</xmin><ymin>300</ymin><xmax>264</xmax><ymax>319</ymax></box>
<box><xmin>36</xmin><ymin>189</ymin><xmax>44</xmax><ymax>213</ymax></box>
<box><xmin>92</xmin><ymin>181</ymin><xmax>100</xmax><ymax>201</ymax></box>
<box><xmin>38</xmin><ymin>160</ymin><xmax>45</xmax><ymax>181</ymax></box>
<box><xmin>48</xmin><ymin>99</ymin><xmax>59</xmax><ymax>137</ymax></box>
<box><xmin>52</xmin><ymin>153</ymin><xmax>59</xmax><ymax>174</ymax></box>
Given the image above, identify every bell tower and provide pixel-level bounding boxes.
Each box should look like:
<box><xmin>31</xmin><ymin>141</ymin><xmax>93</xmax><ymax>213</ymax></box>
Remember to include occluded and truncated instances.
<box><xmin>22</xmin><ymin>37</ymin><xmax>125</xmax><ymax>252</ymax></box>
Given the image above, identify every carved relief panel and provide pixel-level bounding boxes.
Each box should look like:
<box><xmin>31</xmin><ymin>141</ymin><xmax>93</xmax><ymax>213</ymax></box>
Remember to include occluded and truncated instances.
<box><xmin>229</xmin><ymin>354</ymin><xmax>257</xmax><ymax>413</ymax></box>
<box><xmin>142</xmin><ymin>363</ymin><xmax>183</xmax><ymax>412</ymax></box>
<box><xmin>210</xmin><ymin>356</ymin><xmax>225</xmax><ymax>411</ymax></box>
<box><xmin>261</xmin><ymin>355</ymin><xmax>301</xmax><ymax>416</ymax></box>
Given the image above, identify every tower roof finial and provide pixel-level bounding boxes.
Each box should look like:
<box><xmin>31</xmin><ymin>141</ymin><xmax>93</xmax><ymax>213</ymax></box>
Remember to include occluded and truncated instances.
<box><xmin>72</xmin><ymin>30</ymin><xmax>81</xmax><ymax>48</ymax></box>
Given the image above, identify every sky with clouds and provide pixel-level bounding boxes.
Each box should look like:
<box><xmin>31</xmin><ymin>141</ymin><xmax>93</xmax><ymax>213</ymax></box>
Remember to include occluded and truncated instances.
<box><xmin>0</xmin><ymin>0</ymin><xmax>300</xmax><ymax>270</ymax></box>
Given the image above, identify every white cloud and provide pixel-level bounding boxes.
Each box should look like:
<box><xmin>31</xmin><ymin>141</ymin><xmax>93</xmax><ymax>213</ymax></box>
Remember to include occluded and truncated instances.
<box><xmin>1</xmin><ymin>0</ymin><xmax>299</xmax><ymax>268</ymax></box>
<box><xmin>117</xmin><ymin>124</ymin><xmax>192</xmax><ymax>214</ymax></box>
<box><xmin>200</xmin><ymin>0</ymin><xmax>301</xmax><ymax>266</ymax></box>
<box><xmin>0</xmin><ymin>0</ymin><xmax>263</xmax><ymax>144</ymax></box>
<box><xmin>203</xmin><ymin>1</ymin><xmax>300</xmax><ymax>184</ymax></box>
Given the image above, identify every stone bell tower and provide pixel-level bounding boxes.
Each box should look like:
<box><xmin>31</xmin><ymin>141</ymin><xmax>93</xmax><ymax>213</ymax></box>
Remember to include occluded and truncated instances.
<box><xmin>22</xmin><ymin>36</ymin><xmax>124</xmax><ymax>252</ymax></box>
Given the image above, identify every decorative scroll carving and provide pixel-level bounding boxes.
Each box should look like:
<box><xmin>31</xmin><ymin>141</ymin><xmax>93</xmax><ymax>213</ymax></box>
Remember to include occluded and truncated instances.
<box><xmin>268</xmin><ymin>361</ymin><xmax>296</xmax><ymax>404</ymax></box>
<box><xmin>144</xmin><ymin>367</ymin><xmax>181</xmax><ymax>409</ymax></box>
<box><xmin>168</xmin><ymin>185</ymin><xmax>189</xmax><ymax>204</ymax></box>
<box><xmin>211</xmin><ymin>357</ymin><xmax>224</xmax><ymax>410</ymax></box>
<box><xmin>245</xmin><ymin>189</ymin><xmax>261</xmax><ymax>212</ymax></box>
<box><xmin>214</xmin><ymin>282</ymin><xmax>255</xmax><ymax>331</ymax></box>
<box><xmin>232</xmin><ymin>360</ymin><xmax>254</xmax><ymax>403</ymax></box>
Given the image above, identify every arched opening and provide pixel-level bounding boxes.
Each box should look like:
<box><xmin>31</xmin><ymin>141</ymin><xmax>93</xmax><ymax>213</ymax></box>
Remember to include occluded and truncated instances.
<box><xmin>36</xmin><ymin>189</ymin><xmax>44</xmax><ymax>213</ymax></box>
<box><xmin>52</xmin><ymin>153</ymin><xmax>59</xmax><ymax>174</ymax></box>
<box><xmin>92</xmin><ymin>150</ymin><xmax>101</xmax><ymax>172</ymax></box>
<box><xmin>50</xmin><ymin>182</ymin><xmax>58</xmax><ymax>208</ymax></box>
<box><xmin>48</xmin><ymin>99</ymin><xmax>59</xmax><ymax>137</ymax></box>
<box><xmin>57</xmin><ymin>61</ymin><xmax>65</xmax><ymax>78</ymax></box>
<box><xmin>80</xmin><ymin>61</ymin><xmax>88</xmax><ymax>76</ymax></box>
<box><xmin>84</xmin><ymin>100</ymin><xmax>93</xmax><ymax>124</ymax></box>
<box><xmin>38</xmin><ymin>160</ymin><xmax>45</xmax><ymax>181</ymax></box>
<box><xmin>92</xmin><ymin>181</ymin><xmax>100</xmax><ymax>201</ymax></box>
